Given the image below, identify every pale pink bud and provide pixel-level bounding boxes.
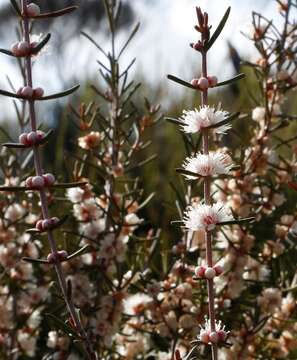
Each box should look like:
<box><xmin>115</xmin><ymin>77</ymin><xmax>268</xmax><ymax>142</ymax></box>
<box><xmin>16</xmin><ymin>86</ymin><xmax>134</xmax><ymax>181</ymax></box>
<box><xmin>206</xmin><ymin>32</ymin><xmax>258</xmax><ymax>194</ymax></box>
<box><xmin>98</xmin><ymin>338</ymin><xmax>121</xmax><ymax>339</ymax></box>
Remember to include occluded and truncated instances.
<box><xmin>191</xmin><ymin>79</ymin><xmax>199</xmax><ymax>88</ymax></box>
<box><xmin>17</xmin><ymin>87</ymin><xmax>23</xmax><ymax>96</ymax></box>
<box><xmin>33</xmin><ymin>87</ymin><xmax>44</xmax><ymax>98</ymax></box>
<box><xmin>209</xmin><ymin>331</ymin><xmax>219</xmax><ymax>344</ymax></box>
<box><xmin>25</xmin><ymin>177</ymin><xmax>33</xmax><ymax>188</ymax></box>
<box><xmin>204</xmin><ymin>267</ymin><xmax>216</xmax><ymax>280</ymax></box>
<box><xmin>217</xmin><ymin>330</ymin><xmax>227</xmax><ymax>342</ymax></box>
<box><xmin>19</xmin><ymin>133</ymin><xmax>29</xmax><ymax>145</ymax></box>
<box><xmin>198</xmin><ymin>77</ymin><xmax>209</xmax><ymax>90</ymax></box>
<box><xmin>36</xmin><ymin>220</ymin><xmax>43</xmax><ymax>231</ymax></box>
<box><xmin>11</xmin><ymin>42</ymin><xmax>20</xmax><ymax>56</ymax></box>
<box><xmin>31</xmin><ymin>175</ymin><xmax>45</xmax><ymax>188</ymax></box>
<box><xmin>195</xmin><ymin>265</ymin><xmax>206</xmax><ymax>278</ymax></box>
<box><xmin>26</xmin><ymin>3</ymin><xmax>40</xmax><ymax>17</ymax></box>
<box><xmin>49</xmin><ymin>217</ymin><xmax>59</xmax><ymax>226</ymax></box>
<box><xmin>36</xmin><ymin>130</ymin><xmax>45</xmax><ymax>141</ymax></box>
<box><xmin>57</xmin><ymin>250</ymin><xmax>68</xmax><ymax>261</ymax></box>
<box><xmin>27</xmin><ymin>131</ymin><xmax>37</xmax><ymax>145</ymax></box>
<box><xmin>21</xmin><ymin>86</ymin><xmax>33</xmax><ymax>98</ymax></box>
<box><xmin>200</xmin><ymin>330</ymin><xmax>209</xmax><ymax>344</ymax></box>
<box><xmin>47</xmin><ymin>252</ymin><xmax>57</xmax><ymax>264</ymax></box>
<box><xmin>43</xmin><ymin>173</ymin><xmax>55</xmax><ymax>186</ymax></box>
<box><xmin>214</xmin><ymin>264</ymin><xmax>224</xmax><ymax>276</ymax></box>
<box><xmin>208</xmin><ymin>75</ymin><xmax>218</xmax><ymax>87</ymax></box>
<box><xmin>42</xmin><ymin>219</ymin><xmax>51</xmax><ymax>230</ymax></box>
<box><xmin>17</xmin><ymin>41</ymin><xmax>30</xmax><ymax>56</ymax></box>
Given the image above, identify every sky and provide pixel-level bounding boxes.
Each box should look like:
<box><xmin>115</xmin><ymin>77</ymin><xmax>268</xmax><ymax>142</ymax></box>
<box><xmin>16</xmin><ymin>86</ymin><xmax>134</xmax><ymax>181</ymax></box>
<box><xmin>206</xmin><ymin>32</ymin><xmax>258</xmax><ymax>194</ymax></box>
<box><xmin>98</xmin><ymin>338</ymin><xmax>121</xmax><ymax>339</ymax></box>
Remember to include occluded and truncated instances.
<box><xmin>0</xmin><ymin>0</ymin><xmax>280</xmax><ymax>120</ymax></box>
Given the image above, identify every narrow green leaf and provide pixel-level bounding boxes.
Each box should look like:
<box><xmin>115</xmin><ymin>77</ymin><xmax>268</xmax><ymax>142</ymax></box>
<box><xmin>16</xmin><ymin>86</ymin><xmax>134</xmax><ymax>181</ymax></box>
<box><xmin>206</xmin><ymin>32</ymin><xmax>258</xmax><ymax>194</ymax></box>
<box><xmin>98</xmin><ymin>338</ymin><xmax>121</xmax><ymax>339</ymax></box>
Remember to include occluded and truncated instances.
<box><xmin>0</xmin><ymin>89</ymin><xmax>23</xmax><ymax>99</ymax></box>
<box><xmin>207</xmin><ymin>112</ymin><xmax>240</xmax><ymax>130</ymax></box>
<box><xmin>218</xmin><ymin>217</ymin><xmax>255</xmax><ymax>226</ymax></box>
<box><xmin>34</xmin><ymin>6</ymin><xmax>78</xmax><ymax>19</ymax></box>
<box><xmin>118</xmin><ymin>22</ymin><xmax>140</xmax><ymax>58</ymax></box>
<box><xmin>22</xmin><ymin>257</ymin><xmax>49</xmax><ymax>264</ymax></box>
<box><xmin>0</xmin><ymin>185</ymin><xmax>26</xmax><ymax>191</ymax></box>
<box><xmin>81</xmin><ymin>31</ymin><xmax>107</xmax><ymax>57</ymax></box>
<box><xmin>40</xmin><ymin>85</ymin><xmax>80</xmax><ymax>101</ymax></box>
<box><xmin>10</xmin><ymin>0</ymin><xmax>21</xmax><ymax>16</ymax></box>
<box><xmin>137</xmin><ymin>192</ymin><xmax>156</xmax><ymax>211</ymax></box>
<box><xmin>31</xmin><ymin>33</ymin><xmax>51</xmax><ymax>55</ymax></box>
<box><xmin>67</xmin><ymin>245</ymin><xmax>92</xmax><ymax>260</ymax></box>
<box><xmin>216</xmin><ymin>73</ymin><xmax>245</xmax><ymax>87</ymax></box>
<box><xmin>0</xmin><ymin>49</ymin><xmax>14</xmax><ymax>57</ymax></box>
<box><xmin>167</xmin><ymin>75</ymin><xmax>196</xmax><ymax>90</ymax></box>
<box><xmin>206</xmin><ymin>7</ymin><xmax>231</xmax><ymax>50</ymax></box>
<box><xmin>45</xmin><ymin>313</ymin><xmax>78</xmax><ymax>337</ymax></box>
<box><xmin>165</xmin><ymin>117</ymin><xmax>183</xmax><ymax>126</ymax></box>
<box><xmin>176</xmin><ymin>168</ymin><xmax>201</xmax><ymax>178</ymax></box>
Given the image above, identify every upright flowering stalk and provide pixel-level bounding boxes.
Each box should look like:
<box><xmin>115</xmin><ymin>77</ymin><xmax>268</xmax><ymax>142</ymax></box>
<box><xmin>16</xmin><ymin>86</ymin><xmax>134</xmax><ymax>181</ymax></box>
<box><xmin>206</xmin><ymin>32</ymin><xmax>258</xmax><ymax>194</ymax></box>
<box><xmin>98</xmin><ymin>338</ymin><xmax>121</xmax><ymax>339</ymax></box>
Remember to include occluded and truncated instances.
<box><xmin>168</xmin><ymin>6</ymin><xmax>249</xmax><ymax>359</ymax></box>
<box><xmin>0</xmin><ymin>1</ymin><xmax>96</xmax><ymax>358</ymax></box>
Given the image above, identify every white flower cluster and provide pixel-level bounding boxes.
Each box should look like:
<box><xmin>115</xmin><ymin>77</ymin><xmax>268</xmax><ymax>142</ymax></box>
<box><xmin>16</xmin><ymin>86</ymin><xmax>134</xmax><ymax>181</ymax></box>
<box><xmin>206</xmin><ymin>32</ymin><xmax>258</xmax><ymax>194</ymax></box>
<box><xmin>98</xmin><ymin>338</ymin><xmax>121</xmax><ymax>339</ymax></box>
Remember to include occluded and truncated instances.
<box><xmin>179</xmin><ymin>106</ymin><xmax>230</xmax><ymax>134</ymax></box>
<box><xmin>182</xmin><ymin>151</ymin><xmax>233</xmax><ymax>179</ymax></box>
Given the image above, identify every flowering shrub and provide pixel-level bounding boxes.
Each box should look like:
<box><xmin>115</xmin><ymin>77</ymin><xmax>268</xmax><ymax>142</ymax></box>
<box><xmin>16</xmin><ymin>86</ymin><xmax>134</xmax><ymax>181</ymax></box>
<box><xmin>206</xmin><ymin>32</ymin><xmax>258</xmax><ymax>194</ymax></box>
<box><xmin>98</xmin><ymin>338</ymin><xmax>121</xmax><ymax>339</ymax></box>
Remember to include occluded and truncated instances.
<box><xmin>0</xmin><ymin>0</ymin><xmax>296</xmax><ymax>359</ymax></box>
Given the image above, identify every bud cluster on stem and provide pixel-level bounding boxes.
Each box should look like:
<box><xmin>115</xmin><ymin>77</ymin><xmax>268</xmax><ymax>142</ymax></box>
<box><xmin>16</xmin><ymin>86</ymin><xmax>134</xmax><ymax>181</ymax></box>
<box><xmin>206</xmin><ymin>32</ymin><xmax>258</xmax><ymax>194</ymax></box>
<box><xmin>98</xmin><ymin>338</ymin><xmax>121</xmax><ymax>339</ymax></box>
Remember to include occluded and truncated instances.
<box><xmin>0</xmin><ymin>1</ymin><xmax>97</xmax><ymax>358</ymax></box>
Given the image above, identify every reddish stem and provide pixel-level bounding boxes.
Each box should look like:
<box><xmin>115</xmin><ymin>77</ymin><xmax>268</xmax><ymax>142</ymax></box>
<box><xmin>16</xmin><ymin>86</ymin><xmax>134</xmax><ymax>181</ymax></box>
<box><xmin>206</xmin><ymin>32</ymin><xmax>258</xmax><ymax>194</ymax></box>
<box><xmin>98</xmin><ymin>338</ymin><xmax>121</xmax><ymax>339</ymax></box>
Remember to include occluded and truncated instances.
<box><xmin>21</xmin><ymin>1</ymin><xmax>96</xmax><ymax>358</ymax></box>
<box><xmin>201</xmin><ymin>48</ymin><xmax>218</xmax><ymax>360</ymax></box>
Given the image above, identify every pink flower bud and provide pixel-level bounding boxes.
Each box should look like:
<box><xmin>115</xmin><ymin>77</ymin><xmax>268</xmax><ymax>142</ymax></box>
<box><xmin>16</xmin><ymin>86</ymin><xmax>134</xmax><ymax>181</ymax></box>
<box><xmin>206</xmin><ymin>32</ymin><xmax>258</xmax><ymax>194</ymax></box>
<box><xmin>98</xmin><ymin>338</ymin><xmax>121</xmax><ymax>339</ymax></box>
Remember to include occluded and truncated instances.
<box><xmin>27</xmin><ymin>131</ymin><xmax>37</xmax><ymax>145</ymax></box>
<box><xmin>195</xmin><ymin>265</ymin><xmax>206</xmax><ymax>278</ymax></box>
<box><xmin>43</xmin><ymin>173</ymin><xmax>55</xmax><ymax>186</ymax></box>
<box><xmin>36</xmin><ymin>130</ymin><xmax>45</xmax><ymax>141</ymax></box>
<box><xmin>204</xmin><ymin>267</ymin><xmax>216</xmax><ymax>280</ymax></box>
<box><xmin>11</xmin><ymin>42</ymin><xmax>20</xmax><ymax>56</ymax></box>
<box><xmin>47</xmin><ymin>252</ymin><xmax>57</xmax><ymax>264</ymax></box>
<box><xmin>49</xmin><ymin>217</ymin><xmax>59</xmax><ymax>226</ymax></box>
<box><xmin>214</xmin><ymin>264</ymin><xmax>223</xmax><ymax>276</ymax></box>
<box><xmin>19</xmin><ymin>133</ymin><xmax>29</xmax><ymax>145</ymax></box>
<box><xmin>25</xmin><ymin>177</ymin><xmax>33</xmax><ymax>188</ymax></box>
<box><xmin>198</xmin><ymin>77</ymin><xmax>209</xmax><ymax>90</ymax></box>
<box><xmin>17</xmin><ymin>87</ymin><xmax>23</xmax><ymax>96</ymax></box>
<box><xmin>208</xmin><ymin>75</ymin><xmax>218</xmax><ymax>87</ymax></box>
<box><xmin>191</xmin><ymin>79</ymin><xmax>199</xmax><ymax>88</ymax></box>
<box><xmin>36</xmin><ymin>220</ymin><xmax>43</xmax><ymax>231</ymax></box>
<box><xmin>21</xmin><ymin>86</ymin><xmax>33</xmax><ymax>98</ymax></box>
<box><xmin>26</xmin><ymin>3</ymin><xmax>41</xmax><ymax>17</ymax></box>
<box><xmin>217</xmin><ymin>330</ymin><xmax>227</xmax><ymax>342</ymax></box>
<box><xmin>31</xmin><ymin>176</ymin><xmax>45</xmax><ymax>189</ymax></box>
<box><xmin>42</xmin><ymin>219</ymin><xmax>51</xmax><ymax>230</ymax></box>
<box><xmin>17</xmin><ymin>41</ymin><xmax>30</xmax><ymax>56</ymax></box>
<box><xmin>209</xmin><ymin>331</ymin><xmax>219</xmax><ymax>344</ymax></box>
<box><xmin>57</xmin><ymin>250</ymin><xmax>68</xmax><ymax>261</ymax></box>
<box><xmin>200</xmin><ymin>330</ymin><xmax>209</xmax><ymax>344</ymax></box>
<box><xmin>33</xmin><ymin>87</ymin><xmax>44</xmax><ymax>98</ymax></box>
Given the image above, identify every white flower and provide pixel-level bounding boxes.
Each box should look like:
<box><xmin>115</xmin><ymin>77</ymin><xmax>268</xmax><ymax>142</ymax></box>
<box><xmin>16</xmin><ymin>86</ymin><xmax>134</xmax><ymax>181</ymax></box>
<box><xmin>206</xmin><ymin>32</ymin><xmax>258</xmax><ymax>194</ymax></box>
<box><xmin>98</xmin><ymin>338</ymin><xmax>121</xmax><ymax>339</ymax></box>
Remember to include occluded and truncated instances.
<box><xmin>47</xmin><ymin>331</ymin><xmax>58</xmax><ymax>348</ymax></box>
<box><xmin>252</xmin><ymin>107</ymin><xmax>265</xmax><ymax>122</ymax></box>
<box><xmin>124</xmin><ymin>293</ymin><xmax>151</xmax><ymax>315</ymax></box>
<box><xmin>179</xmin><ymin>106</ymin><xmax>230</xmax><ymax>134</ymax></box>
<box><xmin>198</xmin><ymin>318</ymin><xmax>229</xmax><ymax>344</ymax></box>
<box><xmin>5</xmin><ymin>203</ymin><xmax>25</xmax><ymax>222</ymax></box>
<box><xmin>67</xmin><ymin>187</ymin><xmax>85</xmax><ymax>203</ymax></box>
<box><xmin>184</xmin><ymin>202</ymin><xmax>233</xmax><ymax>231</ymax></box>
<box><xmin>182</xmin><ymin>151</ymin><xmax>233</xmax><ymax>179</ymax></box>
<box><xmin>17</xmin><ymin>331</ymin><xmax>36</xmax><ymax>357</ymax></box>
